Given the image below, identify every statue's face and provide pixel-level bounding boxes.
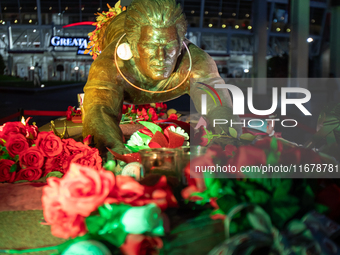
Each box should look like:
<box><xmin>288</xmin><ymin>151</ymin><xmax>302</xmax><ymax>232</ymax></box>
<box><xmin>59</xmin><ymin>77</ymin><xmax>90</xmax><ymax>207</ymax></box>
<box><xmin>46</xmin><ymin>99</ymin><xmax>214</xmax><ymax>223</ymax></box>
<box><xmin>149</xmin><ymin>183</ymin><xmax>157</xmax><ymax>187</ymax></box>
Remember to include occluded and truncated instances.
<box><xmin>136</xmin><ymin>25</ymin><xmax>181</xmax><ymax>81</ymax></box>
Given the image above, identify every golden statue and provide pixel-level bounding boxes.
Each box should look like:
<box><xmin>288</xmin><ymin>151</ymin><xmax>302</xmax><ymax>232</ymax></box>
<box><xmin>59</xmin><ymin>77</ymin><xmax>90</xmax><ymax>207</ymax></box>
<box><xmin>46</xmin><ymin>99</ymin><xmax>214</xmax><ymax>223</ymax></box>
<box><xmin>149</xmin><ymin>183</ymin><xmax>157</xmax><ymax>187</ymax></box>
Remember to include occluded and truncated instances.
<box><xmin>83</xmin><ymin>0</ymin><xmax>239</xmax><ymax>158</ymax></box>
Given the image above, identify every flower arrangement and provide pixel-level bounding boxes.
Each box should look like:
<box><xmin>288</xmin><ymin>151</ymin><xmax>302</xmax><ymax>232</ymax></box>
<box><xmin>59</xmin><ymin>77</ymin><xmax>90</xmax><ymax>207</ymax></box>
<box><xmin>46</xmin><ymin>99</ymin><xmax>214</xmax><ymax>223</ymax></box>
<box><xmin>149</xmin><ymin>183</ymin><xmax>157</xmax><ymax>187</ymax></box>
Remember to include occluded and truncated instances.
<box><xmin>0</xmin><ymin>118</ymin><xmax>102</xmax><ymax>183</ymax></box>
<box><xmin>66</xmin><ymin>106</ymin><xmax>82</xmax><ymax>121</ymax></box>
<box><xmin>120</xmin><ymin>103</ymin><xmax>173</xmax><ymax>124</ymax></box>
<box><xmin>125</xmin><ymin>121</ymin><xmax>189</xmax><ymax>153</ymax></box>
<box><xmin>41</xmin><ymin>163</ymin><xmax>176</xmax><ymax>254</ymax></box>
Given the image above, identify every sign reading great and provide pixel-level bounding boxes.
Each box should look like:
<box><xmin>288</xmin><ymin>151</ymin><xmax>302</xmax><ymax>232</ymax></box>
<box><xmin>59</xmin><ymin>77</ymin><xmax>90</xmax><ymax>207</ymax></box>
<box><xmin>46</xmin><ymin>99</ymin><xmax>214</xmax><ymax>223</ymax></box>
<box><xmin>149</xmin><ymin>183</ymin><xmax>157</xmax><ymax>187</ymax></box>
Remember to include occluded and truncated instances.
<box><xmin>50</xmin><ymin>36</ymin><xmax>89</xmax><ymax>54</ymax></box>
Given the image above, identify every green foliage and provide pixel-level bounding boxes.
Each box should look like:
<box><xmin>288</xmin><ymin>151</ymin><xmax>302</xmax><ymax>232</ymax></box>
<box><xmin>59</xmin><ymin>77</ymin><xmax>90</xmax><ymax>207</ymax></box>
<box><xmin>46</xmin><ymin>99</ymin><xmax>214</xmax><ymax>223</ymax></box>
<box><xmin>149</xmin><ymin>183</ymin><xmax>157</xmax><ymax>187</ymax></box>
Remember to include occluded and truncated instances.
<box><xmin>185</xmin><ymin>177</ymin><xmax>328</xmax><ymax>231</ymax></box>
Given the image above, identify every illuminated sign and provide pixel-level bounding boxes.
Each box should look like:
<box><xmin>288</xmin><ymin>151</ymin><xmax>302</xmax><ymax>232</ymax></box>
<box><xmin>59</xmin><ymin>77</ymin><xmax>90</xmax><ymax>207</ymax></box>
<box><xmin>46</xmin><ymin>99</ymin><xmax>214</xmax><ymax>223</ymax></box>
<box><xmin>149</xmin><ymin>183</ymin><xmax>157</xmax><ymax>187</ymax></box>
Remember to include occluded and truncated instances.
<box><xmin>50</xmin><ymin>36</ymin><xmax>90</xmax><ymax>55</ymax></box>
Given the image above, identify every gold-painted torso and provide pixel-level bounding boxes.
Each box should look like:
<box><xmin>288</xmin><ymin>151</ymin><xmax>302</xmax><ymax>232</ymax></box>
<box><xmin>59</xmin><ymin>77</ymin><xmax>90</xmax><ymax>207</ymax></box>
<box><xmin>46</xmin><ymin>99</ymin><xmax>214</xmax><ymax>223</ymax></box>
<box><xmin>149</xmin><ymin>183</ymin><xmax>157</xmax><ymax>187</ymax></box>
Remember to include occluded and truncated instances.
<box><xmin>83</xmin><ymin>10</ymin><xmax>236</xmax><ymax>156</ymax></box>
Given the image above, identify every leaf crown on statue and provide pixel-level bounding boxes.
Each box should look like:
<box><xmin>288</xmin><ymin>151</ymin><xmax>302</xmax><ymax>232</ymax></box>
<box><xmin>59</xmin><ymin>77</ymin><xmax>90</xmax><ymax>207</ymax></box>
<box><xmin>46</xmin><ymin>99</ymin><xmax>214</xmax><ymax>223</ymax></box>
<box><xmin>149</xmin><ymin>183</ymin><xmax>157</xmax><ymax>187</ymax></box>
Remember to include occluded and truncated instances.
<box><xmin>86</xmin><ymin>0</ymin><xmax>187</xmax><ymax>60</ymax></box>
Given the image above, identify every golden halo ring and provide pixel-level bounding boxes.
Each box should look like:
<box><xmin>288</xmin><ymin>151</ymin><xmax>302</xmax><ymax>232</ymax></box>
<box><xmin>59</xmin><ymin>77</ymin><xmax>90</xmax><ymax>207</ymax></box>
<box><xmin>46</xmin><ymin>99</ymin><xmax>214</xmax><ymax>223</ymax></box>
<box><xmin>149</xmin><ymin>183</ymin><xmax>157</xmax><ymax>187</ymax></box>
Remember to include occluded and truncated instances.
<box><xmin>114</xmin><ymin>33</ymin><xmax>192</xmax><ymax>94</ymax></box>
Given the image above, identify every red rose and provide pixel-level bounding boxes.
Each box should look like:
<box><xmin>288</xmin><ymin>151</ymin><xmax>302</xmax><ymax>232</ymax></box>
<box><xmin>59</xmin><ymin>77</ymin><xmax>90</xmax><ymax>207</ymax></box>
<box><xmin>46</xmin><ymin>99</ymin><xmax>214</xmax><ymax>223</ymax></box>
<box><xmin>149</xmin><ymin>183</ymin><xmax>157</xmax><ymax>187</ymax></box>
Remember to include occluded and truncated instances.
<box><xmin>42</xmin><ymin>178</ymin><xmax>87</xmax><ymax>239</ymax></box>
<box><xmin>0</xmin><ymin>121</ymin><xmax>26</xmax><ymax>143</ymax></box>
<box><xmin>66</xmin><ymin>106</ymin><xmax>73</xmax><ymax>121</ymax></box>
<box><xmin>6</xmin><ymin>133</ymin><xmax>29</xmax><ymax>158</ymax></box>
<box><xmin>120</xmin><ymin>234</ymin><xmax>163</xmax><ymax>255</ymax></box>
<box><xmin>0</xmin><ymin>159</ymin><xmax>16</xmax><ymax>182</ymax></box>
<box><xmin>224</xmin><ymin>144</ymin><xmax>237</xmax><ymax>157</ymax></box>
<box><xmin>192</xmin><ymin>126</ymin><xmax>208</xmax><ymax>146</ymax></box>
<box><xmin>35</xmin><ymin>131</ymin><xmax>63</xmax><ymax>157</ymax></box>
<box><xmin>106</xmin><ymin>175</ymin><xmax>145</xmax><ymax>205</ymax></box>
<box><xmin>137</xmin><ymin>108</ymin><xmax>149</xmax><ymax>121</ymax></box>
<box><xmin>59</xmin><ymin>163</ymin><xmax>115</xmax><ymax>217</ymax></box>
<box><xmin>44</xmin><ymin>150</ymin><xmax>71</xmax><ymax>175</ymax></box>
<box><xmin>148</xmin><ymin>108</ymin><xmax>158</xmax><ymax>121</ymax></box>
<box><xmin>143</xmin><ymin>175</ymin><xmax>178</xmax><ymax>210</ymax></box>
<box><xmin>24</xmin><ymin>124</ymin><xmax>39</xmax><ymax>141</ymax></box>
<box><xmin>70</xmin><ymin>148</ymin><xmax>102</xmax><ymax>170</ymax></box>
<box><xmin>63</xmin><ymin>138</ymin><xmax>88</xmax><ymax>154</ymax></box>
<box><xmin>168</xmin><ymin>113</ymin><xmax>178</xmax><ymax>120</ymax></box>
<box><xmin>19</xmin><ymin>146</ymin><xmax>45</xmax><ymax>169</ymax></box>
<box><xmin>14</xmin><ymin>167</ymin><xmax>42</xmax><ymax>181</ymax></box>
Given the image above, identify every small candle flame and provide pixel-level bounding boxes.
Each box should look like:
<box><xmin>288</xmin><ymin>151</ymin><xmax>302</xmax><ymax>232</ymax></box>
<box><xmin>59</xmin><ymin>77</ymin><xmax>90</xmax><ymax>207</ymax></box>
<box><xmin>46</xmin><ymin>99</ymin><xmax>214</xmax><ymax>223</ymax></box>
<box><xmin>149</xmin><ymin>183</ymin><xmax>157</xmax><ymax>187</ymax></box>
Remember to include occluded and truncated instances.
<box><xmin>21</xmin><ymin>116</ymin><xmax>26</xmax><ymax>125</ymax></box>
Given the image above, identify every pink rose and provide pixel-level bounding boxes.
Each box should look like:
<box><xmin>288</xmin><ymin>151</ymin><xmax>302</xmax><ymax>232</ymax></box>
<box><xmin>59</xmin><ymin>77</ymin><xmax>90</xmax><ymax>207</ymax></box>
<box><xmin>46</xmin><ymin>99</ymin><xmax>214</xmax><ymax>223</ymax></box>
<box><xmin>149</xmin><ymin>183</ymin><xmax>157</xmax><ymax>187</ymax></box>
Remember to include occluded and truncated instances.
<box><xmin>51</xmin><ymin>212</ymin><xmax>87</xmax><ymax>239</ymax></box>
<box><xmin>35</xmin><ymin>131</ymin><xmax>63</xmax><ymax>157</ymax></box>
<box><xmin>106</xmin><ymin>175</ymin><xmax>145</xmax><ymax>205</ymax></box>
<box><xmin>19</xmin><ymin>146</ymin><xmax>45</xmax><ymax>169</ymax></box>
<box><xmin>0</xmin><ymin>159</ymin><xmax>16</xmax><ymax>182</ymax></box>
<box><xmin>42</xmin><ymin>178</ymin><xmax>87</xmax><ymax>239</ymax></box>
<box><xmin>58</xmin><ymin>163</ymin><xmax>115</xmax><ymax>217</ymax></box>
<box><xmin>6</xmin><ymin>133</ymin><xmax>29</xmax><ymax>158</ymax></box>
<box><xmin>14</xmin><ymin>167</ymin><xmax>42</xmax><ymax>181</ymax></box>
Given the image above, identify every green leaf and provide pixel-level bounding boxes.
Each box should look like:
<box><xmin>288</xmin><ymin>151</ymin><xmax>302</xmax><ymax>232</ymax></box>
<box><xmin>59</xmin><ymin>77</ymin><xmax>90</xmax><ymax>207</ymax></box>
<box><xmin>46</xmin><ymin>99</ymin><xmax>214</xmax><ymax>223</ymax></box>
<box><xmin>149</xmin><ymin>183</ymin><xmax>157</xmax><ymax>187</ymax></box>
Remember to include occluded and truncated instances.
<box><xmin>137</xmin><ymin>132</ymin><xmax>152</xmax><ymax>145</ymax></box>
<box><xmin>273</xmin><ymin>179</ymin><xmax>292</xmax><ymax>199</ymax></box>
<box><xmin>216</xmin><ymin>195</ymin><xmax>239</xmax><ymax>214</ymax></box>
<box><xmin>13</xmin><ymin>180</ymin><xmax>29</xmax><ymax>184</ymax></box>
<box><xmin>125</xmin><ymin>145</ymin><xmax>149</xmax><ymax>153</ymax></box>
<box><xmin>247</xmin><ymin>206</ymin><xmax>273</xmax><ymax>234</ymax></box>
<box><xmin>10</xmin><ymin>163</ymin><xmax>17</xmax><ymax>173</ymax></box>
<box><xmin>120</xmin><ymin>114</ymin><xmax>126</xmax><ymax>122</ymax></box>
<box><xmin>229</xmin><ymin>127</ymin><xmax>238</xmax><ymax>138</ymax></box>
<box><xmin>13</xmin><ymin>155</ymin><xmax>19</xmax><ymax>162</ymax></box>
<box><xmin>208</xmin><ymin>180</ymin><xmax>222</xmax><ymax>197</ymax></box>
<box><xmin>272</xmin><ymin>205</ymin><xmax>300</xmax><ymax>228</ymax></box>
<box><xmin>46</xmin><ymin>171</ymin><xmax>64</xmax><ymax>178</ymax></box>
<box><xmin>246</xmin><ymin>190</ymin><xmax>271</xmax><ymax>204</ymax></box>
<box><xmin>139</xmin><ymin>121</ymin><xmax>162</xmax><ymax>134</ymax></box>
<box><xmin>203</xmin><ymin>127</ymin><xmax>215</xmax><ymax>144</ymax></box>
<box><xmin>240</xmin><ymin>133</ymin><xmax>256</xmax><ymax>141</ymax></box>
<box><xmin>266</xmin><ymin>151</ymin><xmax>280</xmax><ymax>165</ymax></box>
<box><xmin>315</xmin><ymin>203</ymin><xmax>329</xmax><ymax>214</ymax></box>
<box><xmin>190</xmin><ymin>191</ymin><xmax>211</xmax><ymax>204</ymax></box>
<box><xmin>270</xmin><ymin>137</ymin><xmax>278</xmax><ymax>151</ymax></box>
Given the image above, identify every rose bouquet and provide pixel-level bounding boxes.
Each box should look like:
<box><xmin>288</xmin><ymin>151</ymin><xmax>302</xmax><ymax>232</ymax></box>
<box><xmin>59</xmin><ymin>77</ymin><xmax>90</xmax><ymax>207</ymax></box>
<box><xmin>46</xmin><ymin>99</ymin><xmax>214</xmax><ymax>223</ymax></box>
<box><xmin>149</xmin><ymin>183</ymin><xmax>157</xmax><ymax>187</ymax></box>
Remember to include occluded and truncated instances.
<box><xmin>120</xmin><ymin>103</ymin><xmax>174</xmax><ymax>124</ymax></box>
<box><xmin>0</xmin><ymin>119</ymin><xmax>102</xmax><ymax>183</ymax></box>
<box><xmin>39</xmin><ymin>163</ymin><xmax>176</xmax><ymax>254</ymax></box>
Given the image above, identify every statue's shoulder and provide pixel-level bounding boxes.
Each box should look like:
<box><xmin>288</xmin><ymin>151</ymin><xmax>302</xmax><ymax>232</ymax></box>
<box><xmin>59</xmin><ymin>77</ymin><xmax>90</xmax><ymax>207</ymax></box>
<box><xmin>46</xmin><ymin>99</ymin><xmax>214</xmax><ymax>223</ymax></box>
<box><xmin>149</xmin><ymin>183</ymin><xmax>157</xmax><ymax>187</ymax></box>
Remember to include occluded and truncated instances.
<box><xmin>87</xmin><ymin>50</ymin><xmax>117</xmax><ymax>83</ymax></box>
<box><xmin>186</xmin><ymin>40</ymin><xmax>219</xmax><ymax>79</ymax></box>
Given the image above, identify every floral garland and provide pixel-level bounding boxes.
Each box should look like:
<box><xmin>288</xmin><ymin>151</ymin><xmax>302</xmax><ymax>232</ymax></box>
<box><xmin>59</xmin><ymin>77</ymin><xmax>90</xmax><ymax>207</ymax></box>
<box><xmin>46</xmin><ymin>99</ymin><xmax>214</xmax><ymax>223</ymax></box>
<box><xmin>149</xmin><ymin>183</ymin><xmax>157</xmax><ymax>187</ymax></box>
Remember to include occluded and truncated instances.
<box><xmin>65</xmin><ymin>102</ymin><xmax>178</xmax><ymax>124</ymax></box>
<box><xmin>84</xmin><ymin>1</ymin><xmax>126</xmax><ymax>60</ymax></box>
<box><xmin>0</xmin><ymin>118</ymin><xmax>102</xmax><ymax>183</ymax></box>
